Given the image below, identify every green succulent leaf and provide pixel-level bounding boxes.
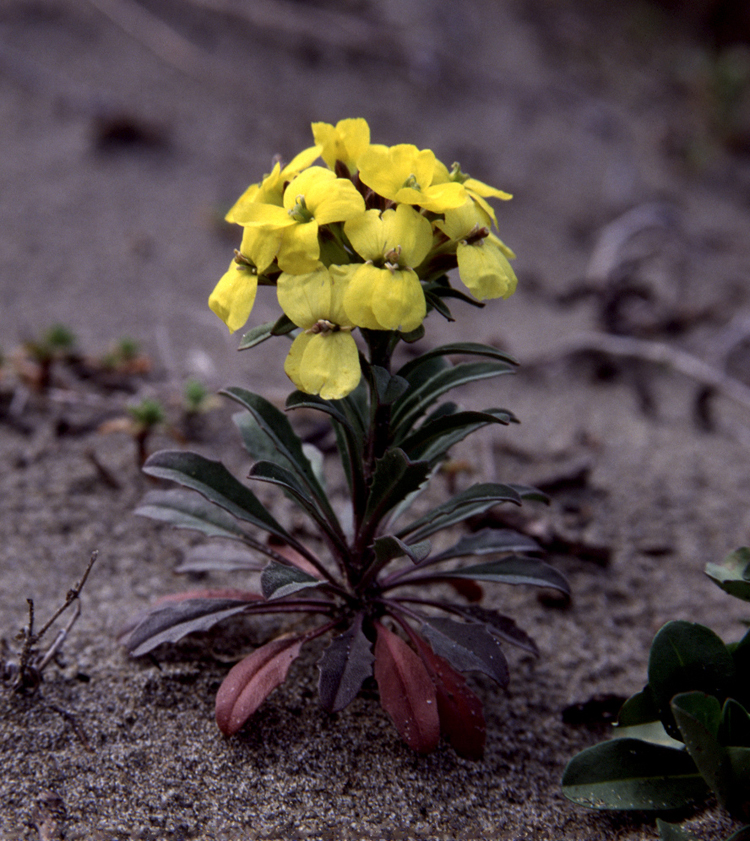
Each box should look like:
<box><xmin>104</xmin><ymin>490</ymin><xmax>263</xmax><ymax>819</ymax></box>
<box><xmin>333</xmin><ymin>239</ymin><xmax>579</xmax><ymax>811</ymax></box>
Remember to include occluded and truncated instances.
<box><xmin>317</xmin><ymin>614</ymin><xmax>375</xmax><ymax>713</ymax></box>
<box><xmin>656</xmin><ymin>819</ymin><xmax>702</xmax><ymax>841</ymax></box>
<box><xmin>617</xmin><ymin>685</ymin><xmax>661</xmax><ymax>728</ymax></box>
<box><xmin>648</xmin><ymin>621</ymin><xmax>736</xmax><ymax>740</ymax></box>
<box><xmin>429</xmin><ymin>555</ymin><xmax>570</xmax><ymax>595</ymax></box>
<box><xmin>721</xmin><ymin>698</ymin><xmax>750</xmax><ymax>748</ymax></box>
<box><xmin>397</xmin><ymin>483</ymin><xmax>522</xmax><ymax>542</ymax></box>
<box><xmin>671</xmin><ymin>692</ymin><xmax>725</xmax><ymax>801</ymax></box>
<box><xmin>123</xmin><ymin>598</ymin><xmax>256</xmax><ymax>657</ymax></box>
<box><xmin>391</xmin><ymin>360</ymin><xmax>517</xmax><ymax>435</ymax></box>
<box><xmin>135</xmin><ymin>489</ymin><xmax>250</xmax><ymax>541</ymax></box>
<box><xmin>706</xmin><ymin>548</ymin><xmax>750</xmax><ymax>602</ymax></box>
<box><xmin>420</xmin><ymin>617</ymin><xmax>509</xmax><ymax>686</ymax></box>
<box><xmin>261</xmin><ymin>560</ymin><xmax>323</xmax><ymax>601</ymax></box>
<box><xmin>561</xmin><ymin>738</ymin><xmax>707</xmax><ymax>811</ymax></box>
<box><xmin>142</xmin><ymin>451</ymin><xmax>292</xmax><ymax>543</ymax></box>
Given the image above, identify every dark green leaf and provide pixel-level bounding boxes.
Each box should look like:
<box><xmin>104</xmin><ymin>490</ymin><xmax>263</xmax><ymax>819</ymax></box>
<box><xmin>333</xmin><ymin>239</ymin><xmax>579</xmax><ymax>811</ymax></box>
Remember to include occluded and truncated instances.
<box><xmin>175</xmin><ymin>543</ymin><xmax>264</xmax><ymax>574</ymax></box>
<box><xmin>369</xmin><ymin>366</ymin><xmax>409</xmax><ymax>406</ymax></box>
<box><xmin>508</xmin><ymin>483</ymin><xmax>550</xmax><ymax>503</ymax></box>
<box><xmin>142</xmin><ymin>450</ymin><xmax>291</xmax><ymax>542</ymax></box>
<box><xmin>364</xmin><ymin>449</ymin><xmax>432</xmax><ymax>526</ymax></box>
<box><xmin>648</xmin><ymin>620</ymin><xmax>736</xmax><ymax>739</ymax></box>
<box><xmin>237</xmin><ymin>314</ymin><xmax>296</xmax><ymax>350</ymax></box>
<box><xmin>372</xmin><ymin>535</ymin><xmax>431</xmax><ymax>567</ymax></box>
<box><xmin>617</xmin><ymin>685</ymin><xmax>661</xmax><ymax>727</ymax></box>
<box><xmin>424</xmin><ymin>288</ymin><xmax>455</xmax><ymax>321</ymax></box>
<box><xmin>391</xmin><ymin>360</ymin><xmax>517</xmax><ymax>435</ymax></box>
<box><xmin>420</xmin><ymin>618</ymin><xmax>508</xmax><ymax>685</ymax></box>
<box><xmin>221</xmin><ymin>387</ymin><xmax>337</xmax><ymax>524</ymax></box>
<box><xmin>135</xmin><ymin>489</ymin><xmax>249</xmax><ymax>541</ymax></box>
<box><xmin>398</xmin><ymin>408</ymin><xmax>517</xmax><ymax>460</ymax></box>
<box><xmin>396</xmin><ymin>342</ymin><xmax>518</xmax><ymax>381</ymax></box>
<box><xmin>428</xmin><ymin>528</ymin><xmax>542</xmax><ymax>564</ymax></box>
<box><xmin>561</xmin><ymin>738</ymin><xmax>706</xmax><ymax>810</ymax></box>
<box><xmin>286</xmin><ymin>391</ymin><xmax>357</xmax><ymax>437</ymax></box>
<box><xmin>436</xmin><ymin>603</ymin><xmax>539</xmax><ymax>655</ymax></box>
<box><xmin>725</xmin><ymin>748</ymin><xmax>750</xmax><ymax>821</ymax></box>
<box><xmin>398</xmin><ymin>355</ymin><xmax>450</xmax><ymax>391</ymax></box>
<box><xmin>124</xmin><ymin>598</ymin><xmax>253</xmax><ymax>657</ymax></box>
<box><xmin>397</xmin><ymin>483</ymin><xmax>522</xmax><ymax>542</ymax></box>
<box><xmin>400</xmin><ymin>325</ymin><xmax>425</xmax><ymax>343</ymax></box>
<box><xmin>656</xmin><ymin>819</ymin><xmax>701</xmax><ymax>841</ymax></box>
<box><xmin>317</xmin><ymin>614</ymin><xmax>375</xmax><ymax>712</ymax></box>
<box><xmin>671</xmin><ymin>692</ymin><xmax>725</xmax><ymax>802</ymax></box>
<box><xmin>706</xmin><ymin>548</ymin><xmax>750</xmax><ymax>603</ymax></box>
<box><xmin>435</xmin><ymin>556</ymin><xmax>570</xmax><ymax>594</ymax></box>
<box><xmin>721</xmin><ymin>698</ymin><xmax>750</xmax><ymax>748</ymax></box>
<box><xmin>261</xmin><ymin>560</ymin><xmax>322</xmax><ymax>600</ymax></box>
<box><xmin>732</xmin><ymin>629</ymin><xmax>750</xmax><ymax>708</ymax></box>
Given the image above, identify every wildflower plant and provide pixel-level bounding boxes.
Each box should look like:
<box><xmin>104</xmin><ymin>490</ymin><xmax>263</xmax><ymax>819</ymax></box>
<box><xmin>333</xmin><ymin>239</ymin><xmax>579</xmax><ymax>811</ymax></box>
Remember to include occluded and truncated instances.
<box><xmin>121</xmin><ymin>119</ymin><xmax>569</xmax><ymax>757</ymax></box>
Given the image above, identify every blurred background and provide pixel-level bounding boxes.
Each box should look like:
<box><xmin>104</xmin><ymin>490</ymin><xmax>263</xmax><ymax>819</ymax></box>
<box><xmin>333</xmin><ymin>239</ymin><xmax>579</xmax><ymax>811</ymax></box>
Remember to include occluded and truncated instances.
<box><xmin>2</xmin><ymin>0</ymin><xmax>750</xmax><ymax>392</ymax></box>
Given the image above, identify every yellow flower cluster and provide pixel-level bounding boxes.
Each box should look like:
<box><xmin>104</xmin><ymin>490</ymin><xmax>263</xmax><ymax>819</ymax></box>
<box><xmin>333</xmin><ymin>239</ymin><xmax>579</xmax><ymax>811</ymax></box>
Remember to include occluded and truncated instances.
<box><xmin>209</xmin><ymin>118</ymin><xmax>518</xmax><ymax>399</ymax></box>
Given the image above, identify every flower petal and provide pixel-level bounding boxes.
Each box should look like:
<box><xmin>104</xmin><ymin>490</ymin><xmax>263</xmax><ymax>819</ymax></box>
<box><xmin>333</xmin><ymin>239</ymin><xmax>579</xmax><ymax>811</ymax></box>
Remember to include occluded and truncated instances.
<box><xmin>277</xmin><ymin>266</ymin><xmax>333</xmax><ymax>328</ymax></box>
<box><xmin>370</xmin><ymin>268</ymin><xmax>426</xmax><ymax>332</ymax></box>
<box><xmin>208</xmin><ymin>260</ymin><xmax>258</xmax><ymax>333</ymax></box>
<box><xmin>456</xmin><ymin>241</ymin><xmax>518</xmax><ymax>300</ymax></box>
<box><xmin>312</xmin><ymin>118</ymin><xmax>370</xmax><ymax>171</ymax></box>
<box><xmin>276</xmin><ymin>221</ymin><xmax>321</xmax><ymax>274</ymax></box>
<box><xmin>299</xmin><ymin>332</ymin><xmax>361</xmax><ymax>399</ymax></box>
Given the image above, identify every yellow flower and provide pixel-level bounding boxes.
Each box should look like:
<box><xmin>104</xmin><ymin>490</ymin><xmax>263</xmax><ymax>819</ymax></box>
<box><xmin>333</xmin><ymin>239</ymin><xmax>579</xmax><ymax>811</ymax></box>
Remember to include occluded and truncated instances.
<box><xmin>432</xmin><ymin>160</ymin><xmax>512</xmax><ymax>228</ymax></box>
<box><xmin>277</xmin><ymin>265</ymin><xmax>360</xmax><ymax>399</ymax></box>
<box><xmin>209</xmin><ymin>252</ymin><xmax>259</xmax><ymax>333</ymax></box>
<box><xmin>311</xmin><ymin>118</ymin><xmax>370</xmax><ymax>173</ymax></box>
<box><xmin>435</xmin><ymin>201</ymin><xmax>517</xmax><ymax>301</ymax></box>
<box><xmin>235</xmin><ymin>167</ymin><xmax>365</xmax><ymax>274</ymax></box>
<box><xmin>358</xmin><ymin>144</ymin><xmax>467</xmax><ymax>213</ymax></box>
<box><xmin>225</xmin><ymin>145</ymin><xmax>322</xmax><ymax>223</ymax></box>
<box><xmin>343</xmin><ymin>204</ymin><xmax>432</xmax><ymax>331</ymax></box>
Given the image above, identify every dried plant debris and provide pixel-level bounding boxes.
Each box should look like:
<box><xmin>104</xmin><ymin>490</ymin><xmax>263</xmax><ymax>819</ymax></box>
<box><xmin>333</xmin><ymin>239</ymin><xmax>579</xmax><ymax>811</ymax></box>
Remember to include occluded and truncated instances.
<box><xmin>1</xmin><ymin>551</ymin><xmax>97</xmax><ymax>694</ymax></box>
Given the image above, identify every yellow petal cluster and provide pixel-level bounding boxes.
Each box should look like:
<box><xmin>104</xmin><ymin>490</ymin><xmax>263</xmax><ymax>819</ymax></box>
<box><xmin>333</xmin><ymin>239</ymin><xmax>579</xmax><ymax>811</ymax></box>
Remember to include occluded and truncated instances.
<box><xmin>209</xmin><ymin>119</ymin><xmax>519</xmax><ymax>398</ymax></box>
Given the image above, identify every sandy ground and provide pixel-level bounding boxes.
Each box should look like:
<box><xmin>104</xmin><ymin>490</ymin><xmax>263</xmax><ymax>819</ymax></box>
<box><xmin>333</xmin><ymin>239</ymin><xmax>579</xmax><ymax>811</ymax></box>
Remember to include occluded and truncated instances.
<box><xmin>3</xmin><ymin>0</ymin><xmax>750</xmax><ymax>838</ymax></box>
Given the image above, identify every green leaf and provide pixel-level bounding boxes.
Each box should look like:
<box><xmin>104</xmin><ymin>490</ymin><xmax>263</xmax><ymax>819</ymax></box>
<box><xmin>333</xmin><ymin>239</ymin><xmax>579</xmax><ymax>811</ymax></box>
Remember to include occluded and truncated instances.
<box><xmin>561</xmin><ymin>738</ymin><xmax>706</xmax><ymax>811</ymax></box>
<box><xmin>124</xmin><ymin>598</ymin><xmax>254</xmax><ymax>657</ymax></box>
<box><xmin>396</xmin><ymin>342</ymin><xmax>518</xmax><ymax>381</ymax></box>
<box><xmin>656</xmin><ymin>819</ymin><xmax>702</xmax><ymax>841</ymax></box>
<box><xmin>372</xmin><ymin>535</ymin><xmax>431</xmax><ymax>567</ymax></box>
<box><xmin>397</xmin><ymin>482</ymin><xmax>522</xmax><ymax>542</ymax></box>
<box><xmin>398</xmin><ymin>408</ymin><xmax>517</xmax><ymax>461</ymax></box>
<box><xmin>249</xmin><ymin>460</ymin><xmax>343</xmax><ymax>548</ymax></box>
<box><xmin>427</xmin><ymin>528</ymin><xmax>542</xmax><ymax>564</ymax></box>
<box><xmin>721</xmin><ymin>698</ymin><xmax>750</xmax><ymax>748</ymax></box>
<box><xmin>671</xmin><ymin>692</ymin><xmax>725</xmax><ymax>801</ymax></box>
<box><xmin>706</xmin><ymin>548</ymin><xmax>750</xmax><ymax>602</ymax></box>
<box><xmin>436</xmin><ymin>556</ymin><xmax>570</xmax><ymax>594</ymax></box>
<box><xmin>317</xmin><ymin>614</ymin><xmax>375</xmax><ymax>712</ymax></box>
<box><xmin>648</xmin><ymin>620</ymin><xmax>736</xmax><ymax>739</ymax></box>
<box><xmin>420</xmin><ymin>618</ymin><xmax>508</xmax><ymax>685</ymax></box>
<box><xmin>617</xmin><ymin>685</ymin><xmax>661</xmax><ymax>727</ymax></box>
<box><xmin>135</xmin><ymin>489</ymin><xmax>250</xmax><ymax>541</ymax></box>
<box><xmin>237</xmin><ymin>314</ymin><xmax>296</xmax><ymax>350</ymax></box>
<box><xmin>142</xmin><ymin>450</ymin><xmax>291</xmax><ymax>543</ymax></box>
<box><xmin>391</xmin><ymin>360</ymin><xmax>517</xmax><ymax>435</ymax></box>
<box><xmin>364</xmin><ymin>448</ymin><xmax>432</xmax><ymax>526</ymax></box>
<box><xmin>221</xmin><ymin>387</ymin><xmax>337</xmax><ymax>526</ymax></box>
<box><xmin>369</xmin><ymin>365</ymin><xmax>409</xmax><ymax>406</ymax></box>
<box><xmin>261</xmin><ymin>560</ymin><xmax>323</xmax><ymax>601</ymax></box>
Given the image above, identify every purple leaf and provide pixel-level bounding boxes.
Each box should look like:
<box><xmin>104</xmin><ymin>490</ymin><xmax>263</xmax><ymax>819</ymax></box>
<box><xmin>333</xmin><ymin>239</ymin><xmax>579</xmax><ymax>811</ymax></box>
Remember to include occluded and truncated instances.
<box><xmin>121</xmin><ymin>595</ymin><xmax>261</xmax><ymax>657</ymax></box>
<box><xmin>374</xmin><ymin>622</ymin><xmax>440</xmax><ymax>754</ymax></box>
<box><xmin>441</xmin><ymin>603</ymin><xmax>539</xmax><ymax>655</ymax></box>
<box><xmin>421</xmin><ymin>618</ymin><xmax>509</xmax><ymax>686</ymax></box>
<box><xmin>215</xmin><ymin>635</ymin><xmax>305</xmax><ymax>736</ymax></box>
<box><xmin>317</xmin><ymin>614</ymin><xmax>375</xmax><ymax>712</ymax></box>
<box><xmin>411</xmin><ymin>631</ymin><xmax>486</xmax><ymax>760</ymax></box>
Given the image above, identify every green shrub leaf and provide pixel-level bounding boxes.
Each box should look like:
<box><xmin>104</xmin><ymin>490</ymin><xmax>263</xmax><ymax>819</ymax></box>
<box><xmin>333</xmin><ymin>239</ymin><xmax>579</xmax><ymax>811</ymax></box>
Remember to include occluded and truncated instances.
<box><xmin>706</xmin><ymin>548</ymin><xmax>750</xmax><ymax>602</ymax></box>
<box><xmin>561</xmin><ymin>738</ymin><xmax>706</xmax><ymax>810</ymax></box>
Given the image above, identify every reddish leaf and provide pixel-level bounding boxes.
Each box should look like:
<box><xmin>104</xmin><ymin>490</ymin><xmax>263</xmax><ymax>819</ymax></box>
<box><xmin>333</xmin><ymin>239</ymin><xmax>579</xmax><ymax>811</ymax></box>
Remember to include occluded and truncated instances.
<box><xmin>267</xmin><ymin>536</ymin><xmax>324</xmax><ymax>578</ymax></box>
<box><xmin>446</xmin><ymin>578</ymin><xmax>484</xmax><ymax>602</ymax></box>
<box><xmin>374</xmin><ymin>622</ymin><xmax>440</xmax><ymax>753</ymax></box>
<box><xmin>411</xmin><ymin>632</ymin><xmax>486</xmax><ymax>760</ymax></box>
<box><xmin>215</xmin><ymin>635</ymin><xmax>304</xmax><ymax>735</ymax></box>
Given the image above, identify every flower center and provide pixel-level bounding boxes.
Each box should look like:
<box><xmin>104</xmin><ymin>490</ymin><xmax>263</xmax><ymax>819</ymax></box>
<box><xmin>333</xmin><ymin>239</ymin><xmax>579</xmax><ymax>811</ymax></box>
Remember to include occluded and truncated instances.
<box><xmin>402</xmin><ymin>174</ymin><xmax>420</xmax><ymax>191</ymax></box>
<box><xmin>288</xmin><ymin>195</ymin><xmax>314</xmax><ymax>223</ymax></box>
<box><xmin>307</xmin><ymin>319</ymin><xmax>339</xmax><ymax>335</ymax></box>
